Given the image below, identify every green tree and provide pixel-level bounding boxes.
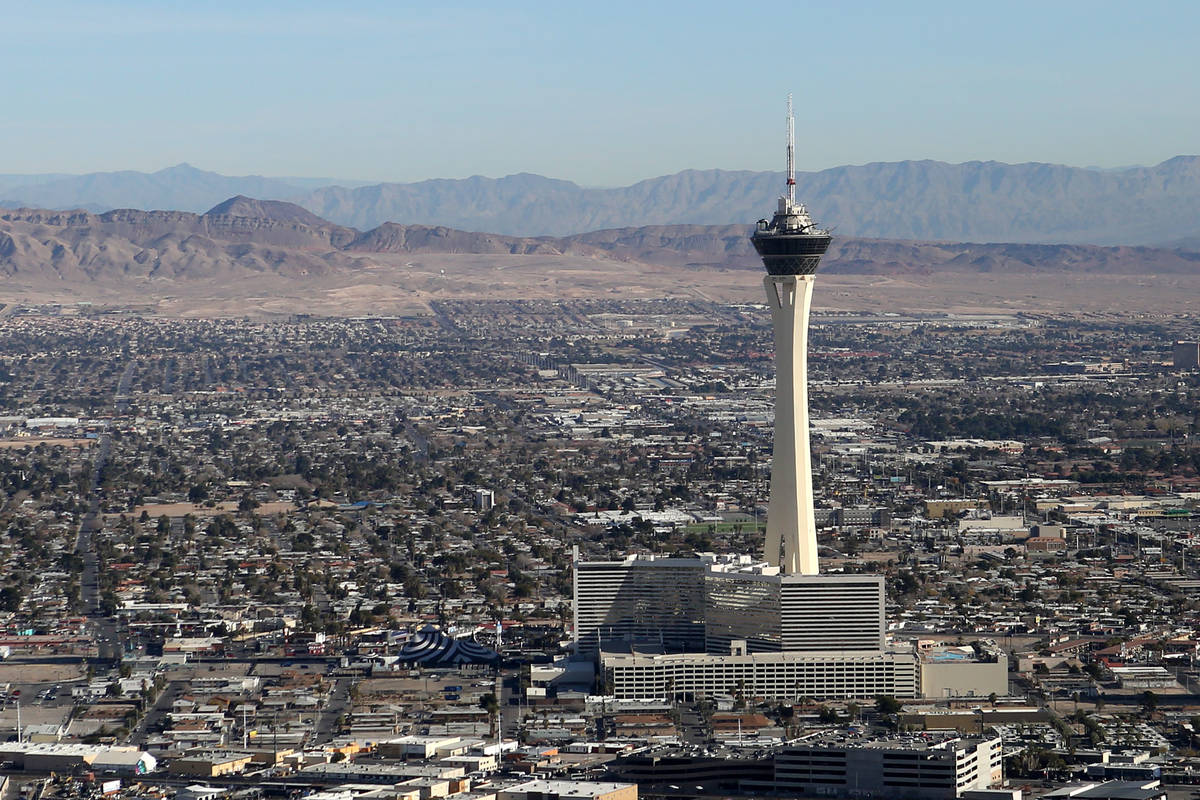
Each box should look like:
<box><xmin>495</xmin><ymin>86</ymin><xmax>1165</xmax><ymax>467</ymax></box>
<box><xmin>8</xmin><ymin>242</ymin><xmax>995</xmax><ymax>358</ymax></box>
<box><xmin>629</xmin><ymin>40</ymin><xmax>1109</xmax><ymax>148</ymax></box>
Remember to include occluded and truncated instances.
<box><xmin>0</xmin><ymin>586</ymin><xmax>21</xmax><ymax>612</ymax></box>
<box><xmin>875</xmin><ymin>695</ymin><xmax>902</xmax><ymax>716</ymax></box>
<box><xmin>480</xmin><ymin>692</ymin><xmax>500</xmax><ymax>739</ymax></box>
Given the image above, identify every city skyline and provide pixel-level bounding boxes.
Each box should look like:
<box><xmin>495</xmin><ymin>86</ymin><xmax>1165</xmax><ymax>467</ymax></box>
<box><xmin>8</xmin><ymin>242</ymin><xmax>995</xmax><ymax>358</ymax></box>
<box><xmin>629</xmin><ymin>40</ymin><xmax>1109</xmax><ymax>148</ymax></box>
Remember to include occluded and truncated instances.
<box><xmin>1</xmin><ymin>3</ymin><xmax>1199</xmax><ymax>797</ymax></box>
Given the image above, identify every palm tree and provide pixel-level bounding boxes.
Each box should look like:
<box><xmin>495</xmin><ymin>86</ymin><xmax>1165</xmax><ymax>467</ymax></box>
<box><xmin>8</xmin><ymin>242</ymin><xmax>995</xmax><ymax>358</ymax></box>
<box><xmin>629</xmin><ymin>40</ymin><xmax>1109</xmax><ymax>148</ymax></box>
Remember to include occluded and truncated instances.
<box><xmin>480</xmin><ymin>693</ymin><xmax>500</xmax><ymax>740</ymax></box>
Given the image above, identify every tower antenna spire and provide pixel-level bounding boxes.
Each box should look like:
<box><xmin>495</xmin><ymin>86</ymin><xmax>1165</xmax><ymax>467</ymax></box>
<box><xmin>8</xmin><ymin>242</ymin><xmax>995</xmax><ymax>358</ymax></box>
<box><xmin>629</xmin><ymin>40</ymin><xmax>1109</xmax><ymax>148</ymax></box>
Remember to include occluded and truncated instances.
<box><xmin>786</xmin><ymin>93</ymin><xmax>796</xmax><ymax>204</ymax></box>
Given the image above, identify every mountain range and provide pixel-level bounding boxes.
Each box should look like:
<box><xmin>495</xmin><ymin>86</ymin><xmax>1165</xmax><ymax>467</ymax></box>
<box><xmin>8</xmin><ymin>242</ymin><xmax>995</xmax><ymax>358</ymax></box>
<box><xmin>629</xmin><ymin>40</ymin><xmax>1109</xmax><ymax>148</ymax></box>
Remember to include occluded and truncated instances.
<box><xmin>3</xmin><ymin>196</ymin><xmax>1198</xmax><ymax>288</ymax></box>
<box><xmin>3</xmin><ymin>157</ymin><xmax>1199</xmax><ymax>246</ymax></box>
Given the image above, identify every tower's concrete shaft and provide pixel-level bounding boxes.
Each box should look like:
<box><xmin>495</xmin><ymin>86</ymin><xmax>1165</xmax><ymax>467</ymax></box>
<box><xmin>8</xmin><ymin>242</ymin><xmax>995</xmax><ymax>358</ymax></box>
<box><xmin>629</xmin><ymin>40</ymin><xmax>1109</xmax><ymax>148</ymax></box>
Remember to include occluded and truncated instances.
<box><xmin>763</xmin><ymin>274</ymin><xmax>819</xmax><ymax>575</ymax></box>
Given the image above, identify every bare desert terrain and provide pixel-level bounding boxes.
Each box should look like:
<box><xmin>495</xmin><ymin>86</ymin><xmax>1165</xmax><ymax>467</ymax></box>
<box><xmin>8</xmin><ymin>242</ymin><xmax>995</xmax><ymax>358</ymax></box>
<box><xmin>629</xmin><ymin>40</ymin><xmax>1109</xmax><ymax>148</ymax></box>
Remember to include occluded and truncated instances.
<box><xmin>5</xmin><ymin>252</ymin><xmax>1198</xmax><ymax>318</ymax></box>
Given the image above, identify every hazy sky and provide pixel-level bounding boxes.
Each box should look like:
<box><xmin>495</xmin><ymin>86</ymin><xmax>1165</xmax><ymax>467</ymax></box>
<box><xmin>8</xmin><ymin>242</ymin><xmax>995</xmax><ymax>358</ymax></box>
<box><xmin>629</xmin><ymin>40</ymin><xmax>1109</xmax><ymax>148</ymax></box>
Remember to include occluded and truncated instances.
<box><xmin>2</xmin><ymin>0</ymin><xmax>1197</xmax><ymax>185</ymax></box>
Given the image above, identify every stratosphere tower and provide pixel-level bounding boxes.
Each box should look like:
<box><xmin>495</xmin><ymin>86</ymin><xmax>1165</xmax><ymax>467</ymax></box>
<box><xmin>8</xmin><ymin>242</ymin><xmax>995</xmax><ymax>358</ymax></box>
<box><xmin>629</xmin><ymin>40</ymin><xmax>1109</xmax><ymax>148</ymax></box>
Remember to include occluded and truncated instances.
<box><xmin>752</xmin><ymin>97</ymin><xmax>832</xmax><ymax>575</ymax></box>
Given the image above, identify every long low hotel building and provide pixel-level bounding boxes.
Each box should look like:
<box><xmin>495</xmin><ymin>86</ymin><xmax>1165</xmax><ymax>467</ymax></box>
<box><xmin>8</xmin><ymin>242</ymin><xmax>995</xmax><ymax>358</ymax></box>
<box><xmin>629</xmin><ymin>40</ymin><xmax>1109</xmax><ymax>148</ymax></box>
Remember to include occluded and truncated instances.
<box><xmin>601</xmin><ymin>644</ymin><xmax>1009</xmax><ymax>702</ymax></box>
<box><xmin>602</xmin><ymin>647</ymin><xmax>920</xmax><ymax>701</ymax></box>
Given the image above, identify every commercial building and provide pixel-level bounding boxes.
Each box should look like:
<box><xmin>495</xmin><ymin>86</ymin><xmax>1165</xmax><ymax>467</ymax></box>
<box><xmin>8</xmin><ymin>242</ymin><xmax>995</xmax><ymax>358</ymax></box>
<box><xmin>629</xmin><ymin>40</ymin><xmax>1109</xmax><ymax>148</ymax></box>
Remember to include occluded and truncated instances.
<box><xmin>921</xmin><ymin>654</ymin><xmax>1010</xmax><ymax>699</ymax></box>
<box><xmin>769</xmin><ymin>733</ymin><xmax>1003</xmax><ymax>799</ymax></box>
<box><xmin>572</xmin><ymin>553</ymin><xmax>707</xmax><ymax>655</ymax></box>
<box><xmin>92</xmin><ymin>749</ymin><xmax>159</xmax><ymax>777</ymax></box>
<box><xmin>176</xmin><ymin>787</ymin><xmax>227</xmax><ymax>800</ymax></box>
<box><xmin>1173</xmin><ymin>341</ymin><xmax>1199</xmax><ymax>369</ymax></box>
<box><xmin>574</xmin><ymin>556</ymin><xmax>885</xmax><ymax>656</ymax></box>
<box><xmin>1111</xmin><ymin>666</ymin><xmax>1177</xmax><ymax>689</ymax></box>
<box><xmin>377</xmin><ymin>735</ymin><xmax>468</xmax><ymax>760</ymax></box>
<box><xmin>602</xmin><ymin>649</ymin><xmax>920</xmax><ymax>701</ymax></box>
<box><xmin>497</xmin><ymin>780</ymin><xmax>637</xmax><ymax>800</ymax></box>
<box><xmin>813</xmin><ymin>506</ymin><xmax>892</xmax><ymax>528</ymax></box>
<box><xmin>167</xmin><ymin>751</ymin><xmax>253</xmax><ymax>778</ymax></box>
<box><xmin>0</xmin><ymin>743</ymin><xmax>156</xmax><ymax>775</ymax></box>
<box><xmin>605</xmin><ymin>751</ymin><xmax>772</xmax><ymax>788</ymax></box>
<box><xmin>925</xmin><ymin>499</ymin><xmax>989</xmax><ymax>519</ymax></box>
<box><xmin>704</xmin><ymin>568</ymin><xmax>885</xmax><ymax>654</ymax></box>
<box><xmin>1043</xmin><ymin>781</ymin><xmax>1166</xmax><ymax>800</ymax></box>
<box><xmin>300</xmin><ymin>762</ymin><xmax>465</xmax><ymax>785</ymax></box>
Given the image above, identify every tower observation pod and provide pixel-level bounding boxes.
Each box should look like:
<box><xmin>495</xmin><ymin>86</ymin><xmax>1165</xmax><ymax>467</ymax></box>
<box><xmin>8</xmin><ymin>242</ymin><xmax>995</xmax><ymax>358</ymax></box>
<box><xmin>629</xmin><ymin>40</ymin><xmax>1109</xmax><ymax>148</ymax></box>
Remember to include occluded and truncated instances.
<box><xmin>752</xmin><ymin>96</ymin><xmax>832</xmax><ymax>575</ymax></box>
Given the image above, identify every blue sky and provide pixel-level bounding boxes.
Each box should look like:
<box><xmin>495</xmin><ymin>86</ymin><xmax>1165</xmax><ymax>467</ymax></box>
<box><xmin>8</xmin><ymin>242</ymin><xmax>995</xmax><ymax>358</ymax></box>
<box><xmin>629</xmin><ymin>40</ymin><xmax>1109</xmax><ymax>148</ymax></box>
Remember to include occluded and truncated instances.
<box><xmin>1</xmin><ymin>0</ymin><xmax>1197</xmax><ymax>185</ymax></box>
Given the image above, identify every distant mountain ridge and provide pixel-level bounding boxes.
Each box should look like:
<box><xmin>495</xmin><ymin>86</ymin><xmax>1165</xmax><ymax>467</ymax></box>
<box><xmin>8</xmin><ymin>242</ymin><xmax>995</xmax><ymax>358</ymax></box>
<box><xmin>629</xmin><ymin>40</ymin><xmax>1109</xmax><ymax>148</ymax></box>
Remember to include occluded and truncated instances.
<box><xmin>2</xmin><ymin>197</ymin><xmax>1197</xmax><ymax>288</ymax></box>
<box><xmin>2</xmin><ymin>157</ymin><xmax>1199</xmax><ymax>246</ymax></box>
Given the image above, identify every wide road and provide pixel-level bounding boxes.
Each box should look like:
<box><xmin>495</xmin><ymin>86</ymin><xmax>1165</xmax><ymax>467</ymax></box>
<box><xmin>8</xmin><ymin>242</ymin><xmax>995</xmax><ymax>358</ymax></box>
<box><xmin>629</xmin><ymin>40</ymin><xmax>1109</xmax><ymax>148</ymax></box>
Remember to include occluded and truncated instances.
<box><xmin>498</xmin><ymin>667</ymin><xmax>520</xmax><ymax>740</ymax></box>
<box><xmin>76</xmin><ymin>435</ymin><xmax>119</xmax><ymax>662</ymax></box>
<box><xmin>313</xmin><ymin>677</ymin><xmax>352</xmax><ymax>744</ymax></box>
<box><xmin>75</xmin><ymin>360</ymin><xmax>136</xmax><ymax>664</ymax></box>
<box><xmin>128</xmin><ymin>680</ymin><xmax>182</xmax><ymax>746</ymax></box>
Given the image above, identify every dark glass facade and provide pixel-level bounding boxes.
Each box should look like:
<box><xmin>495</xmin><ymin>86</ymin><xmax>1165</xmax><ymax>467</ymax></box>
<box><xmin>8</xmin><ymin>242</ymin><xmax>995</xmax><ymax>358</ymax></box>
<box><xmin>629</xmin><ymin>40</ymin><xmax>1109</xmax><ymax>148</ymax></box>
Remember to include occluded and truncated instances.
<box><xmin>751</xmin><ymin>233</ymin><xmax>832</xmax><ymax>275</ymax></box>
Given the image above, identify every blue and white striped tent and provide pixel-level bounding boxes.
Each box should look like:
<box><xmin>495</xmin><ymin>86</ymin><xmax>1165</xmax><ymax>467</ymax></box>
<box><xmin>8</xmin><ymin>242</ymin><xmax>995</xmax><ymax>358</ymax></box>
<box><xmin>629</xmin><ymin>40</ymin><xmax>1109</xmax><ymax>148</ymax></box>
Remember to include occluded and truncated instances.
<box><xmin>396</xmin><ymin>626</ymin><xmax>499</xmax><ymax>666</ymax></box>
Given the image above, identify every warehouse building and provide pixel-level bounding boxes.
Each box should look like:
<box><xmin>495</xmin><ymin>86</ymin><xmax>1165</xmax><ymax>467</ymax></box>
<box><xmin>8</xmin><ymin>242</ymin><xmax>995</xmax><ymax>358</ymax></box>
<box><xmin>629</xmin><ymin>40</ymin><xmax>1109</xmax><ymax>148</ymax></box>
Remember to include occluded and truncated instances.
<box><xmin>0</xmin><ymin>743</ymin><xmax>157</xmax><ymax>775</ymax></box>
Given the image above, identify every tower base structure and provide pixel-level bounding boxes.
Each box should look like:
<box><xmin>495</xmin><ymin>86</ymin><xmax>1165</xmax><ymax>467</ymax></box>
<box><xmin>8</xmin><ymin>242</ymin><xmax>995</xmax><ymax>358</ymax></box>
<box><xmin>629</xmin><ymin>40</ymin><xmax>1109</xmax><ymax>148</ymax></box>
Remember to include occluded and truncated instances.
<box><xmin>763</xmin><ymin>273</ymin><xmax>819</xmax><ymax>575</ymax></box>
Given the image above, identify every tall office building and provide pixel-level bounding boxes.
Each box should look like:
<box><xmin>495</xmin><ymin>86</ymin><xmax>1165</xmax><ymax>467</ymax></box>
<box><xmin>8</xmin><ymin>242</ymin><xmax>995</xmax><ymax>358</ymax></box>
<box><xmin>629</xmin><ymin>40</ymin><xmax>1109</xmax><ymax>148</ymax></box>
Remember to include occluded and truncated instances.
<box><xmin>704</xmin><ymin>568</ymin><xmax>885</xmax><ymax>655</ymax></box>
<box><xmin>1174</xmin><ymin>341</ymin><xmax>1200</xmax><ymax>369</ymax></box>
<box><xmin>572</xmin><ymin>552</ymin><xmax>707</xmax><ymax>655</ymax></box>
<box><xmin>752</xmin><ymin>97</ymin><xmax>832</xmax><ymax>575</ymax></box>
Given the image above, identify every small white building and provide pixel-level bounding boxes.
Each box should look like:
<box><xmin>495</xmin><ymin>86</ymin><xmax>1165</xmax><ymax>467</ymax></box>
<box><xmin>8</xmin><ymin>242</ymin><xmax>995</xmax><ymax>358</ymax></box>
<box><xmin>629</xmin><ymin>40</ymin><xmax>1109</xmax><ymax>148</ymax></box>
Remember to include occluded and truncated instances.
<box><xmin>1111</xmin><ymin>666</ymin><xmax>1177</xmax><ymax>690</ymax></box>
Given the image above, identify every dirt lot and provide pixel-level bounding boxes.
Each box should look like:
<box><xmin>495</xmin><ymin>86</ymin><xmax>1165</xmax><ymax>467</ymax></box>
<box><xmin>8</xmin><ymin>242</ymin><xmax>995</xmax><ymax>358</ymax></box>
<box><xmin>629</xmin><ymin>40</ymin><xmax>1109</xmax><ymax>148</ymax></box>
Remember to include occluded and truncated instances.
<box><xmin>0</xmin><ymin>663</ymin><xmax>84</xmax><ymax>685</ymax></box>
<box><xmin>122</xmin><ymin>499</ymin><xmax>336</xmax><ymax>520</ymax></box>
<box><xmin>0</xmin><ymin>438</ymin><xmax>95</xmax><ymax>450</ymax></box>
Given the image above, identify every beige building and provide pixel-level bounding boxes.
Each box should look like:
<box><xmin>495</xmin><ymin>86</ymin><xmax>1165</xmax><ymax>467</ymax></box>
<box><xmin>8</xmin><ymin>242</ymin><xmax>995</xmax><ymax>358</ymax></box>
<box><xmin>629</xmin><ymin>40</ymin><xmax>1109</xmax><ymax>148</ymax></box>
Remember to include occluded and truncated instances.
<box><xmin>924</xmin><ymin>499</ymin><xmax>987</xmax><ymax>519</ymax></box>
<box><xmin>443</xmin><ymin>753</ymin><xmax>499</xmax><ymax>773</ymax></box>
<box><xmin>378</xmin><ymin>735</ymin><xmax>466</xmax><ymax>759</ymax></box>
<box><xmin>921</xmin><ymin>655</ymin><xmax>1009</xmax><ymax>699</ymax></box>
<box><xmin>168</xmin><ymin>751</ymin><xmax>253</xmax><ymax>778</ymax></box>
